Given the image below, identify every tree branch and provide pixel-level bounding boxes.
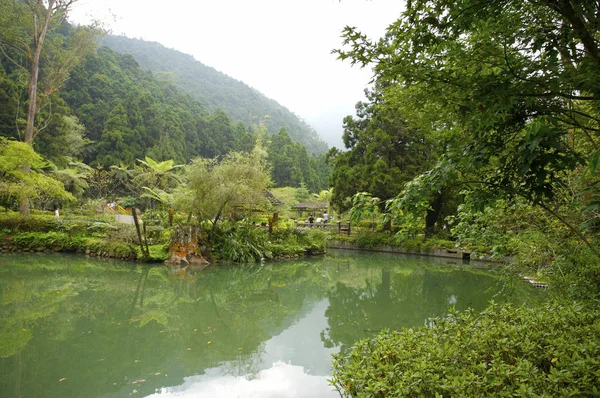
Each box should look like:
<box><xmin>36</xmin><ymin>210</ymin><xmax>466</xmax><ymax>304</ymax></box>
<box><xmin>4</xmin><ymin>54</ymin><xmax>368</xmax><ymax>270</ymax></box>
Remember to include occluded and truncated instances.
<box><xmin>537</xmin><ymin>201</ymin><xmax>600</xmax><ymax>259</ymax></box>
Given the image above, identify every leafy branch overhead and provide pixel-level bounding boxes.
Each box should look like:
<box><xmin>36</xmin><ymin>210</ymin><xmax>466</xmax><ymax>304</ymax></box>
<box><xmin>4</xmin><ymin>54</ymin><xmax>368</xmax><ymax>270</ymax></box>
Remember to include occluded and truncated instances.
<box><xmin>333</xmin><ymin>0</ymin><xmax>600</xmax><ymax>225</ymax></box>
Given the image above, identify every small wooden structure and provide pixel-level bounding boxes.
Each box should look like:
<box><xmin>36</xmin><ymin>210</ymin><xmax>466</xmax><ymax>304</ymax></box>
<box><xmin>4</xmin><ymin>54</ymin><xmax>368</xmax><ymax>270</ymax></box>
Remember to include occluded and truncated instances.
<box><xmin>291</xmin><ymin>201</ymin><xmax>328</xmax><ymax>219</ymax></box>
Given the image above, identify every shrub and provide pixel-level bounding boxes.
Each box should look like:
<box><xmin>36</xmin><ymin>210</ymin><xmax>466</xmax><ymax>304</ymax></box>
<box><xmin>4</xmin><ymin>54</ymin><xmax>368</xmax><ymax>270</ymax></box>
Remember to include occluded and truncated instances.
<box><xmin>269</xmin><ymin>227</ymin><xmax>327</xmax><ymax>256</ymax></box>
<box><xmin>352</xmin><ymin>231</ymin><xmax>455</xmax><ymax>252</ymax></box>
<box><xmin>0</xmin><ymin>214</ymin><xmax>57</xmax><ymax>232</ymax></box>
<box><xmin>86</xmin><ymin>238</ymin><xmax>138</xmax><ymax>258</ymax></box>
<box><xmin>331</xmin><ymin>301</ymin><xmax>600</xmax><ymax>397</ymax></box>
<box><xmin>355</xmin><ymin>231</ymin><xmax>394</xmax><ymax>249</ymax></box>
<box><xmin>212</xmin><ymin>224</ymin><xmax>271</xmax><ymax>263</ymax></box>
<box><xmin>11</xmin><ymin>231</ymin><xmax>85</xmax><ymax>251</ymax></box>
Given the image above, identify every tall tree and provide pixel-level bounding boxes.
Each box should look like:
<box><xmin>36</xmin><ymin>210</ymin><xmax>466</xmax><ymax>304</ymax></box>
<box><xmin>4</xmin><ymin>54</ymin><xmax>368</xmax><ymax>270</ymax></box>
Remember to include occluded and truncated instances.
<box><xmin>335</xmin><ymin>0</ymin><xmax>599</xmax><ymax>234</ymax></box>
<box><xmin>0</xmin><ymin>0</ymin><xmax>97</xmax><ymax>144</ymax></box>
<box><xmin>329</xmin><ymin>89</ymin><xmax>432</xmax><ymax>213</ymax></box>
<box><xmin>0</xmin><ymin>0</ymin><xmax>98</xmax><ymax>214</ymax></box>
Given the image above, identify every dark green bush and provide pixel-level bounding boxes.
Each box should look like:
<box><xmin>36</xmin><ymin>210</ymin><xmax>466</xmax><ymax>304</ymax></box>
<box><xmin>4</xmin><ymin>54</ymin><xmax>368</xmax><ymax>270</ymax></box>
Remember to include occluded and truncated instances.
<box><xmin>212</xmin><ymin>225</ymin><xmax>271</xmax><ymax>263</ymax></box>
<box><xmin>270</xmin><ymin>227</ymin><xmax>326</xmax><ymax>256</ymax></box>
<box><xmin>0</xmin><ymin>213</ymin><xmax>120</xmax><ymax>237</ymax></box>
<box><xmin>352</xmin><ymin>231</ymin><xmax>455</xmax><ymax>252</ymax></box>
<box><xmin>354</xmin><ymin>231</ymin><xmax>395</xmax><ymax>249</ymax></box>
<box><xmin>0</xmin><ymin>214</ymin><xmax>57</xmax><ymax>232</ymax></box>
<box><xmin>11</xmin><ymin>231</ymin><xmax>86</xmax><ymax>251</ymax></box>
<box><xmin>211</xmin><ymin>226</ymin><xmax>327</xmax><ymax>262</ymax></box>
<box><xmin>331</xmin><ymin>301</ymin><xmax>600</xmax><ymax>397</ymax></box>
<box><xmin>86</xmin><ymin>238</ymin><xmax>138</xmax><ymax>258</ymax></box>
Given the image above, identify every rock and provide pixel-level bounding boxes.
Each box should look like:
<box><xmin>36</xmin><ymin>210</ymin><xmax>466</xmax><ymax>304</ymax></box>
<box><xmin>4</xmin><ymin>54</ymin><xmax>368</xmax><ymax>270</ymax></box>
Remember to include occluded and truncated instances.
<box><xmin>168</xmin><ymin>253</ymin><xmax>189</xmax><ymax>265</ymax></box>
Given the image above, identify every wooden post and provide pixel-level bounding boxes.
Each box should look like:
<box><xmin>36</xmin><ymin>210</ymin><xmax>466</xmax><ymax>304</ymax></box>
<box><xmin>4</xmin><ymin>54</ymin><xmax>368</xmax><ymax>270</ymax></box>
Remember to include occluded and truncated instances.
<box><xmin>142</xmin><ymin>220</ymin><xmax>150</xmax><ymax>256</ymax></box>
<box><xmin>347</xmin><ymin>221</ymin><xmax>351</xmax><ymax>236</ymax></box>
<box><xmin>132</xmin><ymin>208</ymin><xmax>148</xmax><ymax>259</ymax></box>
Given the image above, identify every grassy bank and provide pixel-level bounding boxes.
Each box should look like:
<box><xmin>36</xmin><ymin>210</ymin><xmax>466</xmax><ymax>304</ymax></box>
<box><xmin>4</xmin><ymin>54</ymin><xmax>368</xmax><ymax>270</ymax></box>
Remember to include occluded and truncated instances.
<box><xmin>0</xmin><ymin>213</ymin><xmax>168</xmax><ymax>262</ymax></box>
<box><xmin>0</xmin><ymin>212</ymin><xmax>328</xmax><ymax>263</ymax></box>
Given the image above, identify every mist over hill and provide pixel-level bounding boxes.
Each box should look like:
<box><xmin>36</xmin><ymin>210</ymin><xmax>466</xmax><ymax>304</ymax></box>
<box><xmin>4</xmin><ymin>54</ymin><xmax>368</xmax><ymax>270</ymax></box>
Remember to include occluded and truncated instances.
<box><xmin>102</xmin><ymin>35</ymin><xmax>328</xmax><ymax>155</ymax></box>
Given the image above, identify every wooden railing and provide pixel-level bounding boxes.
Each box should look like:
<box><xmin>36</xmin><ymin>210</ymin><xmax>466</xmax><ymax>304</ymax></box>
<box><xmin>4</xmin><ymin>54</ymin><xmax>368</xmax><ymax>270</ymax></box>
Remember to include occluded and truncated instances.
<box><xmin>294</xmin><ymin>220</ymin><xmax>351</xmax><ymax>235</ymax></box>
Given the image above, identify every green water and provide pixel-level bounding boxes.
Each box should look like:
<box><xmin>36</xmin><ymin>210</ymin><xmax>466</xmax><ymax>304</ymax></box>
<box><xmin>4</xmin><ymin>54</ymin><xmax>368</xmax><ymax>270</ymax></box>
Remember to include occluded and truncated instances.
<box><xmin>0</xmin><ymin>250</ymin><xmax>540</xmax><ymax>397</ymax></box>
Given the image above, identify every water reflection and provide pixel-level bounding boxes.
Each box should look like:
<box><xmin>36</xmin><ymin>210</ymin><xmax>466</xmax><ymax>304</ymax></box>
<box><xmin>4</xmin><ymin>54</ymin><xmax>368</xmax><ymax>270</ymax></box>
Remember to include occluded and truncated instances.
<box><xmin>147</xmin><ymin>362</ymin><xmax>337</xmax><ymax>398</ymax></box>
<box><xmin>0</xmin><ymin>251</ymin><xmax>539</xmax><ymax>397</ymax></box>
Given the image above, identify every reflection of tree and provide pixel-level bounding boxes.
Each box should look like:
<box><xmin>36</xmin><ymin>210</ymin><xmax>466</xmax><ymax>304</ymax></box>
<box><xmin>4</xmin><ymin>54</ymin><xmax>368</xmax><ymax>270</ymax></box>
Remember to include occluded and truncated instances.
<box><xmin>0</xmin><ymin>252</ymin><xmax>536</xmax><ymax>397</ymax></box>
<box><xmin>0</xmin><ymin>255</ymin><xmax>327</xmax><ymax>398</ymax></box>
<box><xmin>320</xmin><ymin>258</ymin><xmax>532</xmax><ymax>355</ymax></box>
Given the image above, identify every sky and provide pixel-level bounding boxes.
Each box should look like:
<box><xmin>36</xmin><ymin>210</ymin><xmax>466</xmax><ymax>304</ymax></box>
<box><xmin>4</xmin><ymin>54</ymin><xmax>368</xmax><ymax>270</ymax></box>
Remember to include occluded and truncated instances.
<box><xmin>69</xmin><ymin>0</ymin><xmax>406</xmax><ymax>149</ymax></box>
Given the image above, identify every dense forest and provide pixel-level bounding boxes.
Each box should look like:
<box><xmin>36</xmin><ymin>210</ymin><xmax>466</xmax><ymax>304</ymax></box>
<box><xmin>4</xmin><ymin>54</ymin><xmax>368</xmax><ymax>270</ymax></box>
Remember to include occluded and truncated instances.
<box><xmin>101</xmin><ymin>35</ymin><xmax>329</xmax><ymax>156</ymax></box>
<box><xmin>0</xmin><ymin>13</ymin><xmax>329</xmax><ymax>195</ymax></box>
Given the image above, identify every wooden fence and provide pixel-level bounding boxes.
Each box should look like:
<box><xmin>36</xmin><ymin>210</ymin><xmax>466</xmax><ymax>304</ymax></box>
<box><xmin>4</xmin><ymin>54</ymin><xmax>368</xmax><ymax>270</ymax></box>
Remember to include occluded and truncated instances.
<box><xmin>294</xmin><ymin>220</ymin><xmax>351</xmax><ymax>235</ymax></box>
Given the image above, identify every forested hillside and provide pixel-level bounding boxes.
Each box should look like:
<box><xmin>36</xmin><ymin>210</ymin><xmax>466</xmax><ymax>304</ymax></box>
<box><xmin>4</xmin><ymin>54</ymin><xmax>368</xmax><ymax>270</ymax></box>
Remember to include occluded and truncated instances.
<box><xmin>102</xmin><ymin>35</ymin><xmax>328</xmax><ymax>155</ymax></box>
<box><xmin>0</xmin><ymin>22</ymin><xmax>330</xmax><ymax>193</ymax></box>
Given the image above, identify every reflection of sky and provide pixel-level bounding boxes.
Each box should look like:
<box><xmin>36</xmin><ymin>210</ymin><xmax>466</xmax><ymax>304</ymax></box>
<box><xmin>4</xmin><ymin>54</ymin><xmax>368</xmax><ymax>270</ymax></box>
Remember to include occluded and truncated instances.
<box><xmin>146</xmin><ymin>362</ymin><xmax>338</xmax><ymax>398</ymax></box>
<box><xmin>145</xmin><ymin>300</ymin><xmax>339</xmax><ymax>397</ymax></box>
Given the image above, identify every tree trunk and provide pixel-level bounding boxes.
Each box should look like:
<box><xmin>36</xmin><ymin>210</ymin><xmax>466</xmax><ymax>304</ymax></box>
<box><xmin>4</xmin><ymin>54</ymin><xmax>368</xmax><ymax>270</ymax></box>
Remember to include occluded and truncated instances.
<box><xmin>19</xmin><ymin>165</ymin><xmax>31</xmax><ymax>215</ymax></box>
<box><xmin>20</xmin><ymin>1</ymin><xmax>53</xmax><ymax>216</ymax></box>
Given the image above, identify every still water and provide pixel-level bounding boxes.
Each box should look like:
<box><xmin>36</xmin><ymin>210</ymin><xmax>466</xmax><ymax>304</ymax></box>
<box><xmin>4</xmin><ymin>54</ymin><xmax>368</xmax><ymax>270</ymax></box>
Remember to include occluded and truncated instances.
<box><xmin>0</xmin><ymin>250</ymin><xmax>540</xmax><ymax>397</ymax></box>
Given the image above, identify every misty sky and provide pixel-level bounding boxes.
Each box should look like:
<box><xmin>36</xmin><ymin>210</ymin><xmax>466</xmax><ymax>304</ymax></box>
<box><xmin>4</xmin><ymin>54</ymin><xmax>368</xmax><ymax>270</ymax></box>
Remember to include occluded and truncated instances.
<box><xmin>69</xmin><ymin>0</ymin><xmax>405</xmax><ymax>148</ymax></box>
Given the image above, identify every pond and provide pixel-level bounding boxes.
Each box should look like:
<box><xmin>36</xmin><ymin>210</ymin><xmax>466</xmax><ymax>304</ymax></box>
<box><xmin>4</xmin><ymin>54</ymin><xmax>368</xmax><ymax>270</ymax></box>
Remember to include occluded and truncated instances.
<box><xmin>0</xmin><ymin>250</ymin><xmax>541</xmax><ymax>397</ymax></box>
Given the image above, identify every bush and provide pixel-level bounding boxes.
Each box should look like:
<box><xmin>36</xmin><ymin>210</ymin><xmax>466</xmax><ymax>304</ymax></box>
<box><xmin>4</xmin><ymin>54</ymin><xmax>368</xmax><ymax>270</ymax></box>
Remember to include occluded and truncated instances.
<box><xmin>331</xmin><ymin>301</ymin><xmax>600</xmax><ymax>397</ymax></box>
<box><xmin>86</xmin><ymin>238</ymin><xmax>138</xmax><ymax>259</ymax></box>
<box><xmin>11</xmin><ymin>231</ymin><xmax>86</xmax><ymax>251</ymax></box>
<box><xmin>212</xmin><ymin>225</ymin><xmax>271</xmax><ymax>263</ymax></box>
<box><xmin>211</xmin><ymin>226</ymin><xmax>327</xmax><ymax>262</ymax></box>
<box><xmin>355</xmin><ymin>231</ymin><xmax>395</xmax><ymax>249</ymax></box>
<box><xmin>0</xmin><ymin>214</ymin><xmax>57</xmax><ymax>232</ymax></box>
<box><xmin>269</xmin><ymin>227</ymin><xmax>327</xmax><ymax>256</ymax></box>
<box><xmin>351</xmin><ymin>231</ymin><xmax>455</xmax><ymax>252</ymax></box>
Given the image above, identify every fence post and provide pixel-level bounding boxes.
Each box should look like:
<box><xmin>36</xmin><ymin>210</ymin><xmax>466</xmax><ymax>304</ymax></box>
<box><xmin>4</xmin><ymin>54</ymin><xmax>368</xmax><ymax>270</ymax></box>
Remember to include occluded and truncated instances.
<box><xmin>347</xmin><ymin>221</ymin><xmax>351</xmax><ymax>236</ymax></box>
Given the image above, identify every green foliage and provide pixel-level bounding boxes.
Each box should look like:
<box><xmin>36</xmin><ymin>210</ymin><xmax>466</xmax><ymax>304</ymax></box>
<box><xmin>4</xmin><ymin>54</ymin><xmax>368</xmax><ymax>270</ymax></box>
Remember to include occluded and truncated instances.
<box><xmin>0</xmin><ymin>214</ymin><xmax>58</xmax><ymax>233</ymax></box>
<box><xmin>178</xmin><ymin>150</ymin><xmax>271</xmax><ymax>227</ymax></box>
<box><xmin>331</xmin><ymin>301</ymin><xmax>600</xmax><ymax>398</ymax></box>
<box><xmin>333</xmin><ymin>0</ymin><xmax>600</xmax><ymax>247</ymax></box>
<box><xmin>11</xmin><ymin>231</ymin><xmax>85</xmax><ymax>251</ymax></box>
<box><xmin>0</xmin><ymin>138</ymin><xmax>75</xmax><ymax>206</ymax></box>
<box><xmin>0</xmin><ymin>20</ymin><xmax>330</xmax><ymax>203</ymax></box>
<box><xmin>212</xmin><ymin>224</ymin><xmax>271</xmax><ymax>263</ymax></box>
<box><xmin>101</xmin><ymin>35</ymin><xmax>328</xmax><ymax>155</ymax></box>
<box><xmin>351</xmin><ymin>230</ymin><xmax>454</xmax><ymax>252</ymax></box>
<box><xmin>267</xmin><ymin>127</ymin><xmax>329</xmax><ymax>192</ymax></box>
<box><xmin>268</xmin><ymin>227</ymin><xmax>327</xmax><ymax>257</ymax></box>
<box><xmin>85</xmin><ymin>238</ymin><xmax>138</xmax><ymax>258</ymax></box>
<box><xmin>210</xmin><ymin>225</ymin><xmax>326</xmax><ymax>263</ymax></box>
<box><xmin>349</xmin><ymin>192</ymin><xmax>380</xmax><ymax>231</ymax></box>
<box><xmin>329</xmin><ymin>96</ymin><xmax>432</xmax><ymax>213</ymax></box>
<box><xmin>0</xmin><ymin>213</ymin><xmax>151</xmax><ymax>260</ymax></box>
<box><xmin>354</xmin><ymin>231</ymin><xmax>396</xmax><ymax>249</ymax></box>
<box><xmin>448</xmin><ymin>195</ymin><xmax>531</xmax><ymax>258</ymax></box>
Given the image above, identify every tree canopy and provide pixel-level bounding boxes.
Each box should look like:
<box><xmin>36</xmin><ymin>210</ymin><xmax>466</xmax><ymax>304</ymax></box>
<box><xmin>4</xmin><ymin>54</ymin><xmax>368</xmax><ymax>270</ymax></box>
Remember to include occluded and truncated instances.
<box><xmin>333</xmin><ymin>0</ymin><xmax>600</xmax><ymax>230</ymax></box>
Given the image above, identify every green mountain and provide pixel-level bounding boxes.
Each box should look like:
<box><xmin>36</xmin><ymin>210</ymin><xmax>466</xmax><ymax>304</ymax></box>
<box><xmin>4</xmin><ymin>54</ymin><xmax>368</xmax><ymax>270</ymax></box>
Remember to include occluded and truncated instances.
<box><xmin>101</xmin><ymin>35</ymin><xmax>328</xmax><ymax>155</ymax></box>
